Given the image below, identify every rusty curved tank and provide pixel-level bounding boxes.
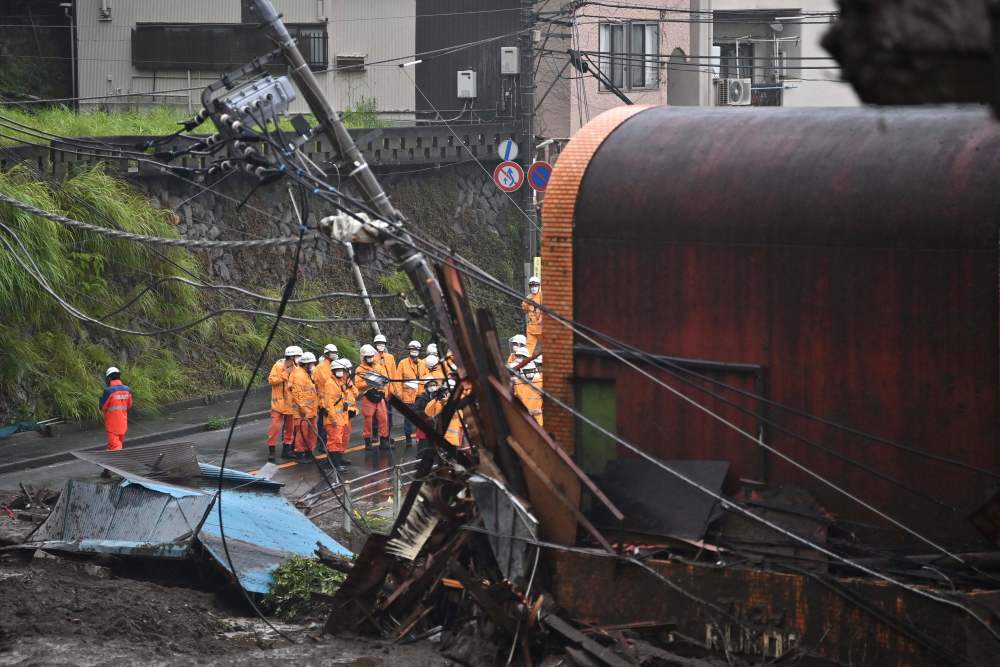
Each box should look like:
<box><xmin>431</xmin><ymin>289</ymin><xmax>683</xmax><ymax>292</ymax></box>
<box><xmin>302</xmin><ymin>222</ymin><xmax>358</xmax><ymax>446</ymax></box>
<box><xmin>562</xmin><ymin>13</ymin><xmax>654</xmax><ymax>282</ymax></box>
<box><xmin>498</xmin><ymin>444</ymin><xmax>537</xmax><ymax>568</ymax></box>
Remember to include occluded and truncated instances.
<box><xmin>541</xmin><ymin>105</ymin><xmax>1000</xmax><ymax>544</ymax></box>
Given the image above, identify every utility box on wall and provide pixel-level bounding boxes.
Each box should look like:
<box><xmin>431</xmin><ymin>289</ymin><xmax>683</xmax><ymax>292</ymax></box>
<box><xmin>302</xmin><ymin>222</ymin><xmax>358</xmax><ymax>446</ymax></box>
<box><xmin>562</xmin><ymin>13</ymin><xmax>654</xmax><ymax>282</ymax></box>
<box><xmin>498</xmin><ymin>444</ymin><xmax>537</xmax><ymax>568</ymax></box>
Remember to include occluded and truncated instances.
<box><xmin>500</xmin><ymin>47</ymin><xmax>520</xmax><ymax>74</ymax></box>
<box><xmin>457</xmin><ymin>70</ymin><xmax>477</xmax><ymax>99</ymax></box>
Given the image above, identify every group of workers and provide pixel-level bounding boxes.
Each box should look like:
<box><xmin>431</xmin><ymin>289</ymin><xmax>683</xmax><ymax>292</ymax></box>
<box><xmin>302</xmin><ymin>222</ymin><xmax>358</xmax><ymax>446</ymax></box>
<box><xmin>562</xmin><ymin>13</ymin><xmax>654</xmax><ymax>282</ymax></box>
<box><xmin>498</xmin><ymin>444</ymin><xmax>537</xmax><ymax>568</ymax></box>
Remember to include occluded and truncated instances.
<box><xmin>266</xmin><ymin>334</ymin><xmax>460</xmax><ymax>471</ymax></box>
<box><xmin>100</xmin><ymin>276</ymin><xmax>545</xmax><ymax>464</ymax></box>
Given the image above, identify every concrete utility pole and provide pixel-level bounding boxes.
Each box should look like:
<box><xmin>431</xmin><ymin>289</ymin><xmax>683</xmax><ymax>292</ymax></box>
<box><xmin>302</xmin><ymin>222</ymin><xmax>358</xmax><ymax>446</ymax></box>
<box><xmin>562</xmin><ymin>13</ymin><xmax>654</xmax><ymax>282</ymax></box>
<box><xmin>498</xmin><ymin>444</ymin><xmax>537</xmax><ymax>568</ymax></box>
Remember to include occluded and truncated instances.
<box><xmin>520</xmin><ymin>0</ymin><xmax>538</xmax><ymax>291</ymax></box>
<box><xmin>251</xmin><ymin>0</ymin><xmax>448</xmax><ymax>336</ymax></box>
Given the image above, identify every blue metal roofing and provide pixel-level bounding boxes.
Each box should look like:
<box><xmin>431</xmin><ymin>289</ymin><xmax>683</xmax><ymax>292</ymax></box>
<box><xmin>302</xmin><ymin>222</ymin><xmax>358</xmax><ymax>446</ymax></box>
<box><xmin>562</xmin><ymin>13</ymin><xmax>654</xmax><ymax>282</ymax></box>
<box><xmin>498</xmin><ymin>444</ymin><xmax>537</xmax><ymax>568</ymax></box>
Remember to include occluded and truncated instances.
<box><xmin>196</xmin><ymin>488</ymin><xmax>351</xmax><ymax>594</ymax></box>
<box><xmin>27</xmin><ymin>480</ymin><xmax>213</xmax><ymax>559</ymax></box>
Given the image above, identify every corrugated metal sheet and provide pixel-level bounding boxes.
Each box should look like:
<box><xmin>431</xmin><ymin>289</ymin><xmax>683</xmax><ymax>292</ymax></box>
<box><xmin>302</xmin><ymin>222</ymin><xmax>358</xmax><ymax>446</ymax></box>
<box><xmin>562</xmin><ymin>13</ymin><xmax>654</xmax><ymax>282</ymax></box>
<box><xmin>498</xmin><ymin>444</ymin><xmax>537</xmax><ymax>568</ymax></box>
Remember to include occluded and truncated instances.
<box><xmin>197</xmin><ymin>488</ymin><xmax>351</xmax><ymax>594</ymax></box>
<box><xmin>73</xmin><ymin>441</ymin><xmax>201</xmax><ymax>487</ymax></box>
<box><xmin>27</xmin><ymin>479</ymin><xmax>213</xmax><ymax>559</ymax></box>
<box><xmin>565</xmin><ymin>105</ymin><xmax>1000</xmax><ymax>544</ymax></box>
<box><xmin>198</xmin><ymin>463</ymin><xmax>283</xmax><ymax>489</ymax></box>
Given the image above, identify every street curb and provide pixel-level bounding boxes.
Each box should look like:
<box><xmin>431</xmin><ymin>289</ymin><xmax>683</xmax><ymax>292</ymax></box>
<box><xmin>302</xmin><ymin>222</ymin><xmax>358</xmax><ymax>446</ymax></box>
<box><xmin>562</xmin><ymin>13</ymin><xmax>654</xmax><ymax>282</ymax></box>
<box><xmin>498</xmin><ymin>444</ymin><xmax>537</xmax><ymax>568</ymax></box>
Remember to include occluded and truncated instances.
<box><xmin>0</xmin><ymin>409</ymin><xmax>271</xmax><ymax>478</ymax></box>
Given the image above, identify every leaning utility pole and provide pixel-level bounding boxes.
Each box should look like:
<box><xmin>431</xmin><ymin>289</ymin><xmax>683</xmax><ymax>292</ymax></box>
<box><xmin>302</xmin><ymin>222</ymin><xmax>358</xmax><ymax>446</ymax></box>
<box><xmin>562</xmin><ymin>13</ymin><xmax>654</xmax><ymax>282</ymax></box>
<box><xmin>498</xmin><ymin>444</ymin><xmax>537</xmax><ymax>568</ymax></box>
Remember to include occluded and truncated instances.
<box><xmin>520</xmin><ymin>0</ymin><xmax>538</xmax><ymax>290</ymax></box>
<box><xmin>252</xmin><ymin>0</ymin><xmax>447</xmax><ymax>335</ymax></box>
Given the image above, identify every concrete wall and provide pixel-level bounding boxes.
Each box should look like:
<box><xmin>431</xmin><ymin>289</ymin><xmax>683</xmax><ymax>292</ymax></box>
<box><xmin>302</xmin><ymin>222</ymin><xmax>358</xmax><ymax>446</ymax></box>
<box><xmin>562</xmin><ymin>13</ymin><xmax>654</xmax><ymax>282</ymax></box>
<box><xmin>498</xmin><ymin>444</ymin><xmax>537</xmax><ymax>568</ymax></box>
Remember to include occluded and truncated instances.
<box><xmin>74</xmin><ymin>0</ymin><xmax>415</xmax><ymax>115</ymax></box>
<box><xmin>694</xmin><ymin>0</ymin><xmax>858</xmax><ymax>107</ymax></box>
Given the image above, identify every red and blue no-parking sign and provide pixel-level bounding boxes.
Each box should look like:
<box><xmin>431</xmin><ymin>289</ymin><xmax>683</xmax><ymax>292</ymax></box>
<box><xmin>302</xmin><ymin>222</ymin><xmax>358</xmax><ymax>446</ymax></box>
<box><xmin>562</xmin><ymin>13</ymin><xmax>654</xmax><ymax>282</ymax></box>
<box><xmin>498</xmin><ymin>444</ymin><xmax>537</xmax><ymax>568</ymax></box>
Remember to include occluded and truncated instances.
<box><xmin>527</xmin><ymin>161</ymin><xmax>553</xmax><ymax>192</ymax></box>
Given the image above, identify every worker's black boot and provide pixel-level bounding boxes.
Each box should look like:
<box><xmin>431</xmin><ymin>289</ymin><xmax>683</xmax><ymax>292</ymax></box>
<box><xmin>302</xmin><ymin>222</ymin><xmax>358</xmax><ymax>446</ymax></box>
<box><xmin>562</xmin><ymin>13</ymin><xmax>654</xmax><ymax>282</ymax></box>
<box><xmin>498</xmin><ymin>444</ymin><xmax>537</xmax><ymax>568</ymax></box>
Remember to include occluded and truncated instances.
<box><xmin>315</xmin><ymin>440</ymin><xmax>326</xmax><ymax>455</ymax></box>
<box><xmin>405</xmin><ymin>436</ymin><xmax>413</xmax><ymax>447</ymax></box>
<box><xmin>332</xmin><ymin>453</ymin><xmax>347</xmax><ymax>473</ymax></box>
<box><xmin>267</xmin><ymin>446</ymin><xmax>276</xmax><ymax>463</ymax></box>
<box><xmin>281</xmin><ymin>444</ymin><xmax>294</xmax><ymax>460</ymax></box>
<box><xmin>364</xmin><ymin>437</ymin><xmax>372</xmax><ymax>450</ymax></box>
<box><xmin>381</xmin><ymin>436</ymin><xmax>393</xmax><ymax>450</ymax></box>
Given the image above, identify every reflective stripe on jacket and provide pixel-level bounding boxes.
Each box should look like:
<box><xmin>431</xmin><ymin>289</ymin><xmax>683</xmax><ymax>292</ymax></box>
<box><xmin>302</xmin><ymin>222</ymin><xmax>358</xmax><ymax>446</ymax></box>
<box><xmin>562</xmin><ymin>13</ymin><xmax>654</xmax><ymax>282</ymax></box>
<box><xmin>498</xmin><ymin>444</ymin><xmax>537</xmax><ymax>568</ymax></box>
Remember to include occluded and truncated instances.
<box><xmin>100</xmin><ymin>379</ymin><xmax>132</xmax><ymax>434</ymax></box>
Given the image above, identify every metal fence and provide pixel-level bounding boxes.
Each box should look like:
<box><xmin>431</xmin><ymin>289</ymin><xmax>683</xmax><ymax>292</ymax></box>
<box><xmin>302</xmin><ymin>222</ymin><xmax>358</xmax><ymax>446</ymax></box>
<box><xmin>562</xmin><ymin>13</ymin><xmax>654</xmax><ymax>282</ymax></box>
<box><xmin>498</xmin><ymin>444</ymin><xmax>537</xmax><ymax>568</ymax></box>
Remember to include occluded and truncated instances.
<box><xmin>296</xmin><ymin>458</ymin><xmax>421</xmax><ymax>533</ymax></box>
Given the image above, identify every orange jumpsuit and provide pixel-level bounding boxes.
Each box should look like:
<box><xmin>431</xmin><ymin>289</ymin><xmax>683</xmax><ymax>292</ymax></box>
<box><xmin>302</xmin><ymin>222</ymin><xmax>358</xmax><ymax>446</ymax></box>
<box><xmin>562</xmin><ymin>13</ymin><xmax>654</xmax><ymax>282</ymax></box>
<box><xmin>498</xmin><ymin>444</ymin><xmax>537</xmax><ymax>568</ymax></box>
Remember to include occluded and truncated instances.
<box><xmin>321</xmin><ymin>378</ymin><xmax>350</xmax><ymax>453</ymax></box>
<box><xmin>514</xmin><ymin>376</ymin><xmax>543</xmax><ymax>427</ymax></box>
<box><xmin>339</xmin><ymin>375</ymin><xmax>358</xmax><ymax>450</ymax></box>
<box><xmin>267</xmin><ymin>360</ymin><xmax>294</xmax><ymax>447</ymax></box>
<box><xmin>357</xmin><ymin>359</ymin><xmax>390</xmax><ymax>439</ymax></box>
<box><xmin>289</xmin><ymin>366</ymin><xmax>319</xmax><ymax>453</ymax></box>
<box><xmin>523</xmin><ymin>291</ymin><xmax>543</xmax><ymax>354</ymax></box>
<box><xmin>425</xmin><ymin>398</ymin><xmax>464</xmax><ymax>447</ymax></box>
<box><xmin>100</xmin><ymin>379</ymin><xmax>132</xmax><ymax>451</ymax></box>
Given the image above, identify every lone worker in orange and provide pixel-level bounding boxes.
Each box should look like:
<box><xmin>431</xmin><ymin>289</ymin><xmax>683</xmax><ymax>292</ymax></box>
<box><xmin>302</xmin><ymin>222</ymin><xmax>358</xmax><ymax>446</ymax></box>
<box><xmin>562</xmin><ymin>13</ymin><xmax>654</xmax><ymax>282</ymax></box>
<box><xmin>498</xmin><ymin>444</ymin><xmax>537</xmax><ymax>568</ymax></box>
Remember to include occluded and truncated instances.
<box><xmin>100</xmin><ymin>366</ymin><xmax>132</xmax><ymax>452</ymax></box>
<box><xmin>267</xmin><ymin>345</ymin><xmax>301</xmax><ymax>462</ymax></box>
<box><xmin>290</xmin><ymin>351</ymin><xmax>320</xmax><ymax>460</ymax></box>
<box><xmin>523</xmin><ymin>275</ymin><xmax>543</xmax><ymax>354</ymax></box>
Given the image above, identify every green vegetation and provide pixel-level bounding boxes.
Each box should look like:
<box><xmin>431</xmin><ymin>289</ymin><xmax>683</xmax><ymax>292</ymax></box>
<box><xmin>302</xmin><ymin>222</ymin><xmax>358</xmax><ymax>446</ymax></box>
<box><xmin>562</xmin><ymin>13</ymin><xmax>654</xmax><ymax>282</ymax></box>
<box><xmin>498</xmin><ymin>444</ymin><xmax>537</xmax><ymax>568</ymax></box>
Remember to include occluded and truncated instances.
<box><xmin>205</xmin><ymin>415</ymin><xmax>227</xmax><ymax>431</ymax></box>
<box><xmin>0</xmin><ymin>164</ymin><xmax>202</xmax><ymax>421</ymax></box>
<box><xmin>262</xmin><ymin>556</ymin><xmax>348</xmax><ymax>621</ymax></box>
<box><xmin>378</xmin><ymin>270</ymin><xmax>413</xmax><ymax>295</ymax></box>
<box><xmin>0</xmin><ymin>98</ymin><xmax>384</xmax><ymax>146</ymax></box>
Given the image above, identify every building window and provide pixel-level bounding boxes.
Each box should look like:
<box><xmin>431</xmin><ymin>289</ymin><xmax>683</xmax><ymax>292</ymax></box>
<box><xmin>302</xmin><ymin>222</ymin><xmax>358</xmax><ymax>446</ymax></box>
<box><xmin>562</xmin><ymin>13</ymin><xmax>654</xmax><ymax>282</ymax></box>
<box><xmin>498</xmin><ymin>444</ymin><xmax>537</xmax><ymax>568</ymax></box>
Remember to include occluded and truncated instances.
<box><xmin>717</xmin><ymin>42</ymin><xmax>754</xmax><ymax>81</ymax></box>
<box><xmin>599</xmin><ymin>22</ymin><xmax>658</xmax><ymax>91</ymax></box>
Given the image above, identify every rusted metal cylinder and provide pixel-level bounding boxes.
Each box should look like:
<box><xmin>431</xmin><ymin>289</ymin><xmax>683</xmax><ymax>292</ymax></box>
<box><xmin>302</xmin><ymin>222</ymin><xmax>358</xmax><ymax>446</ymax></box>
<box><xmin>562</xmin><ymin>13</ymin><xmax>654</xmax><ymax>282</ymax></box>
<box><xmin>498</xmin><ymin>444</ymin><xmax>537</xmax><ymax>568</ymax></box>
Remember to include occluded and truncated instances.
<box><xmin>574</xmin><ymin>106</ymin><xmax>1000</xmax><ymax>249</ymax></box>
<box><xmin>542</xmin><ymin>106</ymin><xmax>1000</xmax><ymax>544</ymax></box>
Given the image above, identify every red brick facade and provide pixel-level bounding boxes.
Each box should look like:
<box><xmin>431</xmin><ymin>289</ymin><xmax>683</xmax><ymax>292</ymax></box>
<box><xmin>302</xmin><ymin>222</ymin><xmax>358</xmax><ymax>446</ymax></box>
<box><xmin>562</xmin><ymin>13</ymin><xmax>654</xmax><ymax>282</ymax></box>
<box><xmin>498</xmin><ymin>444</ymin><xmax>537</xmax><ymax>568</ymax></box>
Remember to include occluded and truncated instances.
<box><xmin>540</xmin><ymin>106</ymin><xmax>650</xmax><ymax>453</ymax></box>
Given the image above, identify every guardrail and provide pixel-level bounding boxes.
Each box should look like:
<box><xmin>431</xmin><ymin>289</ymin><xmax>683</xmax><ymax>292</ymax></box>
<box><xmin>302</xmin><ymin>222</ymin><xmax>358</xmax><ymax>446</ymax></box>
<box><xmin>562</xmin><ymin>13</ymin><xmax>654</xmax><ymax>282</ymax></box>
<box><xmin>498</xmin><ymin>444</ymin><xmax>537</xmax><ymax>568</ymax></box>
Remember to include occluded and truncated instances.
<box><xmin>297</xmin><ymin>457</ymin><xmax>421</xmax><ymax>533</ymax></box>
<box><xmin>0</xmin><ymin>123</ymin><xmax>518</xmax><ymax>179</ymax></box>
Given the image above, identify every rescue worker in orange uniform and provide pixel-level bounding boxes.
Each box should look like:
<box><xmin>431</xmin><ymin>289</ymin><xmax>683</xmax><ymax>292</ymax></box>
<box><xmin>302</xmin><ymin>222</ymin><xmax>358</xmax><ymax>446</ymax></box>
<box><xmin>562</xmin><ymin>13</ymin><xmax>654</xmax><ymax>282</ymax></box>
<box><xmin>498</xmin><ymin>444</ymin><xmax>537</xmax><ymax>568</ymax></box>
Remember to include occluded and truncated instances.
<box><xmin>513</xmin><ymin>361</ymin><xmax>543</xmax><ymax>427</ymax></box>
<box><xmin>289</xmin><ymin>351</ymin><xmax>319</xmax><ymax>459</ymax></box>
<box><xmin>413</xmin><ymin>375</ymin><xmax>439</xmax><ymax>453</ymax></box>
<box><xmin>312</xmin><ymin>343</ymin><xmax>339</xmax><ymax>454</ymax></box>
<box><xmin>523</xmin><ymin>275</ymin><xmax>543</xmax><ymax>354</ymax></box>
<box><xmin>322</xmin><ymin>359</ymin><xmax>352</xmax><ymax>472</ymax></box>
<box><xmin>267</xmin><ymin>345</ymin><xmax>301</xmax><ymax>462</ymax></box>
<box><xmin>373</xmin><ymin>334</ymin><xmax>398</xmax><ymax>437</ymax></box>
<box><xmin>424</xmin><ymin>354</ymin><xmax>446</xmax><ymax>382</ymax></box>
<box><xmin>338</xmin><ymin>358</ymin><xmax>358</xmax><ymax>467</ymax></box>
<box><xmin>396</xmin><ymin>340</ymin><xmax>427</xmax><ymax>446</ymax></box>
<box><xmin>425</xmin><ymin>378</ymin><xmax>465</xmax><ymax>448</ymax></box>
<box><xmin>357</xmin><ymin>344</ymin><xmax>391</xmax><ymax>450</ymax></box>
<box><xmin>100</xmin><ymin>366</ymin><xmax>132</xmax><ymax>452</ymax></box>
<box><xmin>507</xmin><ymin>334</ymin><xmax>527</xmax><ymax>364</ymax></box>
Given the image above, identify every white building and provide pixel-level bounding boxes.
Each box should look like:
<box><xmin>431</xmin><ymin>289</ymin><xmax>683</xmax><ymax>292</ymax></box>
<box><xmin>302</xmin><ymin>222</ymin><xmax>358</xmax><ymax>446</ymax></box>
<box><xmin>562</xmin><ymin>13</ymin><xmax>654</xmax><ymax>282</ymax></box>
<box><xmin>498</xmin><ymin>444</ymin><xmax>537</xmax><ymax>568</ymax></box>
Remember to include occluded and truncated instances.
<box><xmin>679</xmin><ymin>0</ymin><xmax>858</xmax><ymax>107</ymax></box>
<box><xmin>73</xmin><ymin>0</ymin><xmax>415</xmax><ymax>116</ymax></box>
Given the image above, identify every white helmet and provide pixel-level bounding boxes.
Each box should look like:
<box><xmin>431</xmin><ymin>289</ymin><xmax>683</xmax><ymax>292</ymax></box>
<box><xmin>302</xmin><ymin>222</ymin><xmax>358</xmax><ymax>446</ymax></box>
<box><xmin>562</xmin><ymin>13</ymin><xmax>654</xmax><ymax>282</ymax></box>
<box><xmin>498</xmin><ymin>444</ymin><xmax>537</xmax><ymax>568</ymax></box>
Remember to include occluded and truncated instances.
<box><xmin>298</xmin><ymin>351</ymin><xmax>317</xmax><ymax>365</ymax></box>
<box><xmin>523</xmin><ymin>361</ymin><xmax>538</xmax><ymax>372</ymax></box>
<box><xmin>284</xmin><ymin>345</ymin><xmax>303</xmax><ymax>357</ymax></box>
<box><xmin>535</xmin><ymin>355</ymin><xmax>543</xmax><ymax>365</ymax></box>
<box><xmin>323</xmin><ymin>343</ymin><xmax>338</xmax><ymax>354</ymax></box>
<box><xmin>360</xmin><ymin>344</ymin><xmax>377</xmax><ymax>358</ymax></box>
<box><xmin>407</xmin><ymin>340</ymin><xmax>421</xmax><ymax>350</ymax></box>
<box><xmin>105</xmin><ymin>366</ymin><xmax>120</xmax><ymax>379</ymax></box>
<box><xmin>510</xmin><ymin>334</ymin><xmax>527</xmax><ymax>346</ymax></box>
<box><xmin>424</xmin><ymin>354</ymin><xmax>440</xmax><ymax>369</ymax></box>
<box><xmin>341</xmin><ymin>358</ymin><xmax>353</xmax><ymax>369</ymax></box>
<box><xmin>373</xmin><ymin>334</ymin><xmax>387</xmax><ymax>344</ymax></box>
<box><xmin>426</xmin><ymin>343</ymin><xmax>438</xmax><ymax>356</ymax></box>
<box><xmin>514</xmin><ymin>346</ymin><xmax>530</xmax><ymax>358</ymax></box>
<box><xmin>528</xmin><ymin>276</ymin><xmax>541</xmax><ymax>286</ymax></box>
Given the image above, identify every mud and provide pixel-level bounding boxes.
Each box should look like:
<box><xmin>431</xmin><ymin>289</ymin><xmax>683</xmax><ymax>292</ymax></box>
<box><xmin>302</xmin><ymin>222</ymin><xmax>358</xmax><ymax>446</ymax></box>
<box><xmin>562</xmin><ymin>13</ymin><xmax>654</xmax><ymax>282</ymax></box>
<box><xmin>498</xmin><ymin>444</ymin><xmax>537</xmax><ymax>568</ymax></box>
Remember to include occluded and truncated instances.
<box><xmin>0</xmin><ymin>558</ymin><xmax>448</xmax><ymax>666</ymax></box>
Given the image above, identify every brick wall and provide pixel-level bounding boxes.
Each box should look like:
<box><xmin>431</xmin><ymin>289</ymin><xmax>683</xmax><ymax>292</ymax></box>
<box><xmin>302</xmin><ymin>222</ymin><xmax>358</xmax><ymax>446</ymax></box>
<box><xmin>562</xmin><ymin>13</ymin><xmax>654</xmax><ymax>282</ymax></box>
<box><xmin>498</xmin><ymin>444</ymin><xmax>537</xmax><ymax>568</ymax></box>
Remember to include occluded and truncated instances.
<box><xmin>540</xmin><ymin>106</ymin><xmax>649</xmax><ymax>453</ymax></box>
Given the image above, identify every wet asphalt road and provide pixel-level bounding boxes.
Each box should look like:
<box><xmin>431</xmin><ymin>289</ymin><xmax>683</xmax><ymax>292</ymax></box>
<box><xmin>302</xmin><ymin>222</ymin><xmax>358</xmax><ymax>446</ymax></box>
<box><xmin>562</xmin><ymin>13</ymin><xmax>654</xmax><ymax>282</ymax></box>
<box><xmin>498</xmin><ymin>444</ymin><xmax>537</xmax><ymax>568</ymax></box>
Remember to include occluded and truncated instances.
<box><xmin>0</xmin><ymin>414</ymin><xmax>418</xmax><ymax>493</ymax></box>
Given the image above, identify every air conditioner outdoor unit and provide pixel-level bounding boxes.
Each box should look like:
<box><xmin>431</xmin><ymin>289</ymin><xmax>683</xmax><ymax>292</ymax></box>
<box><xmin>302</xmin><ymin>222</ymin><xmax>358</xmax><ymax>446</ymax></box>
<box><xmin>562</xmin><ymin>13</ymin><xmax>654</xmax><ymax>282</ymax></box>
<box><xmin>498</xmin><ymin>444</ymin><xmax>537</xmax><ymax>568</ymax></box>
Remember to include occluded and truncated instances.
<box><xmin>718</xmin><ymin>77</ymin><xmax>752</xmax><ymax>106</ymax></box>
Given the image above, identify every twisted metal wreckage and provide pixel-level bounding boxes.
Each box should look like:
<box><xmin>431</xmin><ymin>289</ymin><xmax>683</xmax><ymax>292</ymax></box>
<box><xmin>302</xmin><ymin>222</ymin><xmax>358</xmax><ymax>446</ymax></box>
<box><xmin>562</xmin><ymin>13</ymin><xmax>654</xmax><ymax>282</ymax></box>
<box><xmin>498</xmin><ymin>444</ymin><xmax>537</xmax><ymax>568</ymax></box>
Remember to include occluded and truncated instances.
<box><xmin>7</xmin><ymin>1</ymin><xmax>1000</xmax><ymax>664</ymax></box>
